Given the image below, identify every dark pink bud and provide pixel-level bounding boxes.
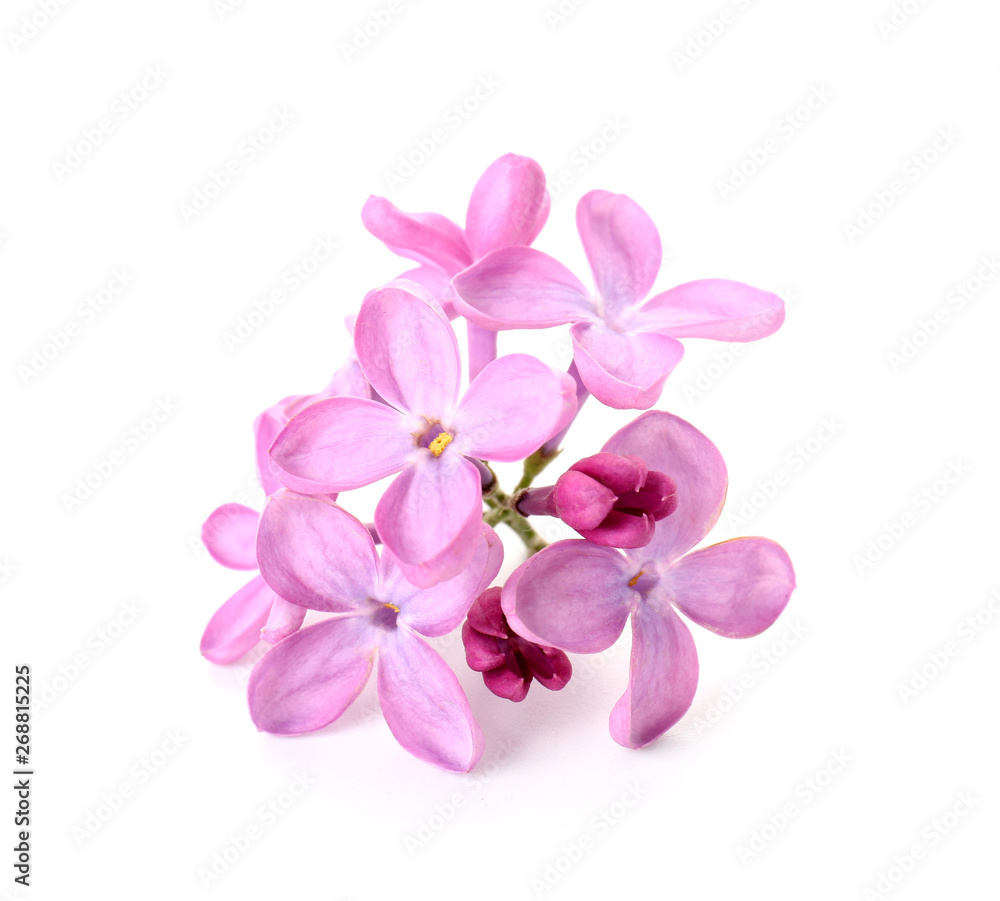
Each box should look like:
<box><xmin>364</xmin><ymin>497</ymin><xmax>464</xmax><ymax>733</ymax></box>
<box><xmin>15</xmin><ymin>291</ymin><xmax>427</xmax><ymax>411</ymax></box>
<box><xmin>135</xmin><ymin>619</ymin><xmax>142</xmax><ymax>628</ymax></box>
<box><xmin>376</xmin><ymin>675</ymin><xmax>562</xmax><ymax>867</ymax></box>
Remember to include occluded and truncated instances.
<box><xmin>462</xmin><ymin>588</ymin><xmax>572</xmax><ymax>702</ymax></box>
<box><xmin>517</xmin><ymin>452</ymin><xmax>677</xmax><ymax>549</ymax></box>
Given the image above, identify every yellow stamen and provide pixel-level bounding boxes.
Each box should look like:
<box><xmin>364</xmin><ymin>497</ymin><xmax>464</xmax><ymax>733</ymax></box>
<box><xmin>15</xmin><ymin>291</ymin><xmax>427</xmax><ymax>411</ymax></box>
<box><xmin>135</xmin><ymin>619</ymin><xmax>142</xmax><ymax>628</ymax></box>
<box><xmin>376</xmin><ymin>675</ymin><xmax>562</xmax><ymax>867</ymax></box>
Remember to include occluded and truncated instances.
<box><xmin>428</xmin><ymin>432</ymin><xmax>453</xmax><ymax>457</ymax></box>
<box><xmin>628</xmin><ymin>570</ymin><xmax>644</xmax><ymax>588</ymax></box>
<box><xmin>383</xmin><ymin>602</ymin><xmax>400</xmax><ymax>613</ymax></box>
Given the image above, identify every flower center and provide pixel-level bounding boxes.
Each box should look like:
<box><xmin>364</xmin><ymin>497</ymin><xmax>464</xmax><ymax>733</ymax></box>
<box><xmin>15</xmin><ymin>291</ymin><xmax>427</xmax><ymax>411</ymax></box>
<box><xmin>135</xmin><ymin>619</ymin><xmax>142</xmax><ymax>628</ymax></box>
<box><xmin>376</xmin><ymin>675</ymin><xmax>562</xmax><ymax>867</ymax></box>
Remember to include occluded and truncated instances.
<box><xmin>415</xmin><ymin>420</ymin><xmax>455</xmax><ymax>456</ymax></box>
<box><xmin>428</xmin><ymin>432</ymin><xmax>452</xmax><ymax>456</ymax></box>
<box><xmin>371</xmin><ymin>601</ymin><xmax>399</xmax><ymax>629</ymax></box>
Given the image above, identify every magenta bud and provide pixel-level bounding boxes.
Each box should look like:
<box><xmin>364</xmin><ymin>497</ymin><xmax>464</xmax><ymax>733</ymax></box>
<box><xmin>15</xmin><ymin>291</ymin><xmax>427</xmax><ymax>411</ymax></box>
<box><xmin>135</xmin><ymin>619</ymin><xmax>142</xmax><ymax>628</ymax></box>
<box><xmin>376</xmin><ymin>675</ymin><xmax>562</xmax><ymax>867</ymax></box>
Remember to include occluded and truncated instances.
<box><xmin>518</xmin><ymin>452</ymin><xmax>677</xmax><ymax>549</ymax></box>
<box><xmin>462</xmin><ymin>588</ymin><xmax>572</xmax><ymax>701</ymax></box>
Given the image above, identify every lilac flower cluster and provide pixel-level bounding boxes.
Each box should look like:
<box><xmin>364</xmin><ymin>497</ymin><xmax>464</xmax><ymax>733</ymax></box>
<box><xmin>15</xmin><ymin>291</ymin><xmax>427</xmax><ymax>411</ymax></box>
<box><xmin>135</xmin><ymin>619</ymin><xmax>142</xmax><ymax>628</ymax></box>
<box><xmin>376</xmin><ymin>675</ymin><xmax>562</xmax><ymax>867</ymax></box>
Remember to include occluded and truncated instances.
<box><xmin>200</xmin><ymin>154</ymin><xmax>796</xmax><ymax>772</ymax></box>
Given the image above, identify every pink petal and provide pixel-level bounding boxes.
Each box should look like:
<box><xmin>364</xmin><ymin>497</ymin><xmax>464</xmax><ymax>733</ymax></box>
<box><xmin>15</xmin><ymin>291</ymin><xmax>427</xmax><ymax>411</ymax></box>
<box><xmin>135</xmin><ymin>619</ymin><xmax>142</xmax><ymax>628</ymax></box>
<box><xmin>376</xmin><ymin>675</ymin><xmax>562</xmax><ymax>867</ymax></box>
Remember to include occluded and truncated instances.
<box><xmin>661</xmin><ymin>538</ymin><xmax>795</xmax><ymax>638</ymax></box>
<box><xmin>248</xmin><ymin>616</ymin><xmax>375</xmax><ymax>734</ymax></box>
<box><xmin>579</xmin><ymin>510</ymin><xmax>656</xmax><ymax>549</ymax></box>
<box><xmin>375</xmin><ymin>452</ymin><xmax>483</xmax><ymax>588</ymax></box>
<box><xmin>256</xmin><ymin>491</ymin><xmax>378</xmax><ymax>613</ymax></box>
<box><xmin>398</xmin><ymin>266</ymin><xmax>457</xmax><ymax>318</ymax></box>
<box><xmin>260</xmin><ymin>596</ymin><xmax>307</xmax><ymax>645</ymax></box>
<box><xmin>361</xmin><ymin>195</ymin><xmax>472</xmax><ymax>275</ymax></box>
<box><xmin>502</xmin><ymin>541</ymin><xmax>633</xmax><ymax>653</ymax></box>
<box><xmin>462</xmin><ymin>621</ymin><xmax>506</xmax><ymax>672</ymax></box>
<box><xmin>254</xmin><ymin>400</ymin><xmax>301</xmax><ymax>497</ymax></box>
<box><xmin>570</xmin><ymin>321</ymin><xmax>684</xmax><ymax>410</ymax></box>
<box><xmin>482</xmin><ymin>666</ymin><xmax>530</xmax><ymax>702</ymax></box>
<box><xmin>570</xmin><ymin>453</ymin><xmax>647</xmax><ymax>494</ymax></box>
<box><xmin>452</xmin><ymin>354</ymin><xmax>576</xmax><ymax>461</ymax></box>
<box><xmin>270</xmin><ymin>396</ymin><xmax>412</xmax><ymax>493</ymax></box>
<box><xmin>322</xmin><ymin>358</ymin><xmax>372</xmax><ymax>399</ymax></box>
<box><xmin>466</xmin><ymin>586</ymin><xmax>506</xmax><ymax>638</ymax></box>
<box><xmin>477</xmin><ymin>522</ymin><xmax>504</xmax><ymax>594</ymax></box>
<box><xmin>576</xmin><ymin>190</ymin><xmax>662</xmax><ymax>318</ymax></box>
<box><xmin>552</xmin><ymin>471</ymin><xmax>618</xmax><ymax>530</ymax></box>
<box><xmin>602</xmin><ymin>411</ymin><xmax>727</xmax><ymax>564</ymax></box>
<box><xmin>202</xmin><ymin>503</ymin><xmax>259</xmax><ymax>570</ymax></box>
<box><xmin>377</xmin><ymin>629</ymin><xmax>484</xmax><ymax>772</ymax></box>
<box><xmin>464</xmin><ymin>153</ymin><xmax>550</xmax><ymax>259</ymax></box>
<box><xmin>382</xmin><ymin>528</ymin><xmax>494</xmax><ymax>637</ymax></box>
<box><xmin>354</xmin><ymin>281</ymin><xmax>461</xmax><ymax>416</ymax></box>
<box><xmin>200</xmin><ymin>574</ymin><xmax>275</xmax><ymax>664</ymax></box>
<box><xmin>610</xmin><ymin>602</ymin><xmax>699</xmax><ymax>749</ymax></box>
<box><xmin>451</xmin><ymin>246</ymin><xmax>593</xmax><ymax>330</ymax></box>
<box><xmin>534</xmin><ymin>647</ymin><xmax>573</xmax><ymax>691</ymax></box>
<box><xmin>636</xmin><ymin>279</ymin><xmax>785</xmax><ymax>341</ymax></box>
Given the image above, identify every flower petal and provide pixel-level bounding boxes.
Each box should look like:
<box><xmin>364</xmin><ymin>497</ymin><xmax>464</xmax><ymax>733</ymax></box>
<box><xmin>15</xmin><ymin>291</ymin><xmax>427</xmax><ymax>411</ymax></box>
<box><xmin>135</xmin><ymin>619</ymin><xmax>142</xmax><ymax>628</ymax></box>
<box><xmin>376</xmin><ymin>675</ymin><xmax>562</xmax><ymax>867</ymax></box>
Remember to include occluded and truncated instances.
<box><xmin>248</xmin><ymin>616</ymin><xmax>375</xmax><ymax>734</ymax></box>
<box><xmin>661</xmin><ymin>538</ymin><xmax>795</xmax><ymax>638</ymax></box>
<box><xmin>482</xmin><ymin>666</ymin><xmax>530</xmax><ymax>702</ymax></box>
<box><xmin>377</xmin><ymin>629</ymin><xmax>484</xmax><ymax>772</ymax></box>
<box><xmin>375</xmin><ymin>452</ymin><xmax>483</xmax><ymax>588</ymax></box>
<box><xmin>602</xmin><ymin>411</ymin><xmax>727</xmax><ymax>564</ymax></box>
<box><xmin>462</xmin><ymin>621</ymin><xmax>506</xmax><ymax>671</ymax></box>
<box><xmin>636</xmin><ymin>279</ymin><xmax>785</xmax><ymax>341</ymax></box>
<box><xmin>464</xmin><ymin>153</ymin><xmax>550</xmax><ymax>259</ymax></box>
<box><xmin>200</xmin><ymin>575</ymin><xmax>275</xmax><ymax>664</ymax></box>
<box><xmin>452</xmin><ymin>354</ymin><xmax>576</xmax><ymax>461</ymax></box>
<box><xmin>260</xmin><ymin>595</ymin><xmax>307</xmax><ymax>645</ymax></box>
<box><xmin>466</xmin><ymin>586</ymin><xmax>506</xmax><ymax>638</ymax></box>
<box><xmin>576</xmin><ymin>190</ymin><xmax>662</xmax><ymax>317</ymax></box>
<box><xmin>569</xmin><ymin>453</ymin><xmax>647</xmax><ymax>494</ymax></box>
<box><xmin>361</xmin><ymin>195</ymin><xmax>472</xmax><ymax>275</ymax></box>
<box><xmin>383</xmin><ymin>528</ymin><xmax>494</xmax><ymax>637</ymax></box>
<box><xmin>270</xmin><ymin>396</ymin><xmax>412</xmax><ymax>493</ymax></box>
<box><xmin>610</xmin><ymin>602</ymin><xmax>698</xmax><ymax>748</ymax></box>
<box><xmin>451</xmin><ymin>246</ymin><xmax>592</xmax><ymax>330</ymax></box>
<box><xmin>571</xmin><ymin>321</ymin><xmax>684</xmax><ymax>410</ymax></box>
<box><xmin>502</xmin><ymin>540</ymin><xmax>633</xmax><ymax>654</ymax></box>
<box><xmin>477</xmin><ymin>522</ymin><xmax>504</xmax><ymax>594</ymax></box>
<box><xmin>354</xmin><ymin>281</ymin><xmax>461</xmax><ymax>416</ymax></box>
<box><xmin>202</xmin><ymin>503</ymin><xmax>259</xmax><ymax>570</ymax></box>
<box><xmin>579</xmin><ymin>510</ymin><xmax>655</xmax><ymax>549</ymax></box>
<box><xmin>256</xmin><ymin>491</ymin><xmax>378</xmax><ymax>613</ymax></box>
<box><xmin>322</xmin><ymin>358</ymin><xmax>372</xmax><ymax>399</ymax></box>
<box><xmin>397</xmin><ymin>266</ymin><xmax>457</xmax><ymax>318</ymax></box>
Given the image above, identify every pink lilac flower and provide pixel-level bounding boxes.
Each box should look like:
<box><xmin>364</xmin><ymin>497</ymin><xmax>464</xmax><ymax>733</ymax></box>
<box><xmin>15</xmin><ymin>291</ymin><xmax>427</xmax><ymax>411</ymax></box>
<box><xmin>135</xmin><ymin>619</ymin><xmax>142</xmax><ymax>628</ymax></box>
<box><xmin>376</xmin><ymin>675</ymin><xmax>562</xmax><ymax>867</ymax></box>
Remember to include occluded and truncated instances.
<box><xmin>515</xmin><ymin>452</ymin><xmax>677</xmax><ymax>548</ymax></box>
<box><xmin>462</xmin><ymin>587</ymin><xmax>572</xmax><ymax>702</ymax></box>
<box><xmin>452</xmin><ymin>190</ymin><xmax>785</xmax><ymax>409</ymax></box>
<box><xmin>270</xmin><ymin>280</ymin><xmax>576</xmax><ymax>588</ymax></box>
<box><xmin>362</xmin><ymin>153</ymin><xmax>549</xmax><ymax>378</ymax></box>
<box><xmin>501</xmin><ymin>411</ymin><xmax>796</xmax><ymax>749</ymax></box>
<box><xmin>248</xmin><ymin>491</ymin><xmax>502</xmax><ymax>772</ymax></box>
<box><xmin>200</xmin><ymin>359</ymin><xmax>367</xmax><ymax>664</ymax></box>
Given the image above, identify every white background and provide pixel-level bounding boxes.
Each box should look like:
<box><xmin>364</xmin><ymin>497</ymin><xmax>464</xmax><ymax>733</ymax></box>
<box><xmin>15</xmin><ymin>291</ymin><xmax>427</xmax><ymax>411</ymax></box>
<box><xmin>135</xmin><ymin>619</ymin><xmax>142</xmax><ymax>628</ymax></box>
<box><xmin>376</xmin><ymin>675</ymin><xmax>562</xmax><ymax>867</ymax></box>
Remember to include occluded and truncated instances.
<box><xmin>3</xmin><ymin>0</ymin><xmax>999</xmax><ymax>898</ymax></box>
